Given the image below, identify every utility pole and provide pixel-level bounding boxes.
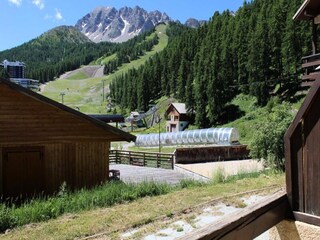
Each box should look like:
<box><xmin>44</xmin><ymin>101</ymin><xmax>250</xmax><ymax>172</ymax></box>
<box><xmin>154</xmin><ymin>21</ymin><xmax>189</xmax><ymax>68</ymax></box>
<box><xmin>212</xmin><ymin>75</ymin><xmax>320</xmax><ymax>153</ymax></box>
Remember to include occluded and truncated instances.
<box><xmin>60</xmin><ymin>92</ymin><xmax>65</xmax><ymax>104</ymax></box>
<box><xmin>102</xmin><ymin>79</ymin><xmax>106</xmax><ymax>102</ymax></box>
<box><xmin>157</xmin><ymin>115</ymin><xmax>162</xmax><ymax>153</ymax></box>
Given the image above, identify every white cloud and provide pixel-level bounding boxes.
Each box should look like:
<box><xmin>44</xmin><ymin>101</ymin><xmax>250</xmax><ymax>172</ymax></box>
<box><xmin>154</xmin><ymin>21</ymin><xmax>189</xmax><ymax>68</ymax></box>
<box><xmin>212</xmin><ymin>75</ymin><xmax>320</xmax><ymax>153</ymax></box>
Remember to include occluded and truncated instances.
<box><xmin>55</xmin><ymin>8</ymin><xmax>63</xmax><ymax>21</ymax></box>
<box><xmin>8</xmin><ymin>0</ymin><xmax>22</xmax><ymax>7</ymax></box>
<box><xmin>44</xmin><ymin>14</ymin><xmax>52</xmax><ymax>20</ymax></box>
<box><xmin>32</xmin><ymin>0</ymin><xmax>44</xmax><ymax>10</ymax></box>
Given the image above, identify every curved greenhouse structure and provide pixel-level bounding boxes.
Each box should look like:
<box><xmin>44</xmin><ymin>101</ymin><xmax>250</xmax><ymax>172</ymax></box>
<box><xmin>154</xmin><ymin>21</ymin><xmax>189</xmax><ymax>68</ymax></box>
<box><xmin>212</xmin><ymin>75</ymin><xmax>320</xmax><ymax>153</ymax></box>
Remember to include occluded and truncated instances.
<box><xmin>135</xmin><ymin>128</ymin><xmax>240</xmax><ymax>147</ymax></box>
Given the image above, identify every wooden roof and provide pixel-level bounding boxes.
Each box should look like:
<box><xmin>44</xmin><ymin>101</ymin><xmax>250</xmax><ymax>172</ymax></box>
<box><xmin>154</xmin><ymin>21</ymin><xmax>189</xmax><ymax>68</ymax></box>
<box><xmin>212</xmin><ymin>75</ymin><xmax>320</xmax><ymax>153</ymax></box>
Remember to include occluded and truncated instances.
<box><xmin>293</xmin><ymin>0</ymin><xmax>320</xmax><ymax>21</ymax></box>
<box><xmin>285</xmin><ymin>78</ymin><xmax>320</xmax><ymax>141</ymax></box>
<box><xmin>89</xmin><ymin>114</ymin><xmax>124</xmax><ymax>123</ymax></box>
<box><xmin>166</xmin><ymin>103</ymin><xmax>187</xmax><ymax>115</ymax></box>
<box><xmin>0</xmin><ymin>78</ymin><xmax>136</xmax><ymax>143</ymax></box>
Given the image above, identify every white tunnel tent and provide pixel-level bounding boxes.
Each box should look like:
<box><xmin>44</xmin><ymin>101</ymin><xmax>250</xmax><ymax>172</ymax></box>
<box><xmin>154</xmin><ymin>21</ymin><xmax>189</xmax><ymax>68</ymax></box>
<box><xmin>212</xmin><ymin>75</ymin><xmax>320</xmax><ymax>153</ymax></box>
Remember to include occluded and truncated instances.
<box><xmin>135</xmin><ymin>128</ymin><xmax>240</xmax><ymax>147</ymax></box>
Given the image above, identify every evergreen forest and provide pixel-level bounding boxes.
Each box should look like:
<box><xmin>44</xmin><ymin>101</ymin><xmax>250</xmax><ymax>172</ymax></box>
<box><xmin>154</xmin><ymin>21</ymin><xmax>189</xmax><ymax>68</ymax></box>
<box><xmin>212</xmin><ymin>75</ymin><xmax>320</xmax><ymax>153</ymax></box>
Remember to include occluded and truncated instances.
<box><xmin>110</xmin><ymin>0</ymin><xmax>312</xmax><ymax>128</ymax></box>
<box><xmin>0</xmin><ymin>26</ymin><xmax>158</xmax><ymax>83</ymax></box>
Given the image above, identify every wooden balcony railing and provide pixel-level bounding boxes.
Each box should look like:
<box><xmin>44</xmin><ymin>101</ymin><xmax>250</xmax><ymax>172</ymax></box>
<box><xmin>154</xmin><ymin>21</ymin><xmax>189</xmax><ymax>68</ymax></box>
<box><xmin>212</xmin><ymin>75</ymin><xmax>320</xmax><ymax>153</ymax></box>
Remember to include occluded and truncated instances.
<box><xmin>177</xmin><ymin>191</ymin><xmax>288</xmax><ymax>240</ymax></box>
<box><xmin>301</xmin><ymin>53</ymin><xmax>320</xmax><ymax>86</ymax></box>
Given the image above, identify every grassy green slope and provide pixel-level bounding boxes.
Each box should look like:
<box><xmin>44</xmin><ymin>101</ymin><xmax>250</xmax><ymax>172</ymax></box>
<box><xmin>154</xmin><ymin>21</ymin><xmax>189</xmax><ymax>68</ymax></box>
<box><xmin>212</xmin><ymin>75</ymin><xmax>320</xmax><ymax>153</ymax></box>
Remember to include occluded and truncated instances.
<box><xmin>41</xmin><ymin>24</ymin><xmax>168</xmax><ymax>114</ymax></box>
<box><xmin>222</xmin><ymin>94</ymin><xmax>304</xmax><ymax>145</ymax></box>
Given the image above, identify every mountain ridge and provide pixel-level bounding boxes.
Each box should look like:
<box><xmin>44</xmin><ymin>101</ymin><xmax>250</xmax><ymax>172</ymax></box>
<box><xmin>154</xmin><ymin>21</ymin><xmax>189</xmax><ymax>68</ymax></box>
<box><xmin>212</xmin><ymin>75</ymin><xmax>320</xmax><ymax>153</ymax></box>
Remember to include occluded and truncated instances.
<box><xmin>38</xmin><ymin>26</ymin><xmax>92</xmax><ymax>44</ymax></box>
<box><xmin>75</xmin><ymin>6</ymin><xmax>172</xmax><ymax>43</ymax></box>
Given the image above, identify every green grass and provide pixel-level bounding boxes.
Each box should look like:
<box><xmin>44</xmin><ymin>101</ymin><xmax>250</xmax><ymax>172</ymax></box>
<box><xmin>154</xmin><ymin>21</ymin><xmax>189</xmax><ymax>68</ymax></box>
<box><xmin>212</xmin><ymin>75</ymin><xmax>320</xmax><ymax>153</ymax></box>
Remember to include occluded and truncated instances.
<box><xmin>41</xmin><ymin>24</ymin><xmax>169</xmax><ymax>114</ymax></box>
<box><xmin>0</xmin><ymin>180</ymin><xmax>197</xmax><ymax>233</ymax></box>
<box><xmin>222</xmin><ymin>94</ymin><xmax>304</xmax><ymax>145</ymax></box>
<box><xmin>94</xmin><ymin>53</ymin><xmax>117</xmax><ymax>65</ymax></box>
<box><xmin>65</xmin><ymin>71</ymin><xmax>89</xmax><ymax>80</ymax></box>
<box><xmin>1</xmin><ymin>171</ymin><xmax>284</xmax><ymax>239</ymax></box>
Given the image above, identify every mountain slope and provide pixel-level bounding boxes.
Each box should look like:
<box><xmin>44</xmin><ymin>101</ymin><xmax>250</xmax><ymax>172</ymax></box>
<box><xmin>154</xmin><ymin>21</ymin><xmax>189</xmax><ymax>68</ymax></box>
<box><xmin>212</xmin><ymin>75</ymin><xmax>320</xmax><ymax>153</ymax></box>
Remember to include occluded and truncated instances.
<box><xmin>75</xmin><ymin>6</ymin><xmax>171</xmax><ymax>43</ymax></box>
<box><xmin>39</xmin><ymin>26</ymin><xmax>92</xmax><ymax>44</ymax></box>
<box><xmin>41</xmin><ymin>24</ymin><xmax>169</xmax><ymax>114</ymax></box>
<box><xmin>0</xmin><ymin>26</ymin><xmax>115</xmax><ymax>82</ymax></box>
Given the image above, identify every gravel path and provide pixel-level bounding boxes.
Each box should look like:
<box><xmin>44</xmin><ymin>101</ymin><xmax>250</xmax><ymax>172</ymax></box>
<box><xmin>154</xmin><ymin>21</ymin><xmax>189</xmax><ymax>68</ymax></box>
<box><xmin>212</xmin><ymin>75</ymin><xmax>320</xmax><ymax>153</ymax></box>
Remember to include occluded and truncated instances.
<box><xmin>109</xmin><ymin>164</ymin><xmax>207</xmax><ymax>185</ymax></box>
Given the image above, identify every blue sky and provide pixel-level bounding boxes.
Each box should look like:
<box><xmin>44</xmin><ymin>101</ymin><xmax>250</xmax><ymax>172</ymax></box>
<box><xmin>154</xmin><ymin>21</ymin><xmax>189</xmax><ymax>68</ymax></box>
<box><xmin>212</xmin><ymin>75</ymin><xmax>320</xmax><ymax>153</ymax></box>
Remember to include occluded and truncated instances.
<box><xmin>1</xmin><ymin>0</ymin><xmax>245</xmax><ymax>51</ymax></box>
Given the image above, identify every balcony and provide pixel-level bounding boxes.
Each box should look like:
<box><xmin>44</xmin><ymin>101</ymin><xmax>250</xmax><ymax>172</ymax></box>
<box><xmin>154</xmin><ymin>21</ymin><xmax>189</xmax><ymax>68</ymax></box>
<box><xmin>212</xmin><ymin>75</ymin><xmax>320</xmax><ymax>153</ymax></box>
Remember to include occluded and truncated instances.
<box><xmin>301</xmin><ymin>53</ymin><xmax>320</xmax><ymax>87</ymax></box>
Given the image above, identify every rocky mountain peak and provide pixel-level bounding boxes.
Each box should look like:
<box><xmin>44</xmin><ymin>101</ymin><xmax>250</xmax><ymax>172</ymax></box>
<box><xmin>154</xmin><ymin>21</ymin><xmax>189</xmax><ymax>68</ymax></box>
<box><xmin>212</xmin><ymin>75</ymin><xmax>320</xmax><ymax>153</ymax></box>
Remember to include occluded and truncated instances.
<box><xmin>75</xmin><ymin>6</ymin><xmax>172</xmax><ymax>43</ymax></box>
<box><xmin>185</xmin><ymin>18</ymin><xmax>206</xmax><ymax>28</ymax></box>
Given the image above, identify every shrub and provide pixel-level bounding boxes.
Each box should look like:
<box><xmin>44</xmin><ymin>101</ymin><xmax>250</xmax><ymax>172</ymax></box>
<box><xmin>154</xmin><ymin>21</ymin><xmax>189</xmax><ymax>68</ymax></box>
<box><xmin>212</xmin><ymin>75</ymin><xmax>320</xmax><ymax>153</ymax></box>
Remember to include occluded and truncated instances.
<box><xmin>212</xmin><ymin>167</ymin><xmax>226</xmax><ymax>183</ymax></box>
<box><xmin>250</xmin><ymin>101</ymin><xmax>294</xmax><ymax>171</ymax></box>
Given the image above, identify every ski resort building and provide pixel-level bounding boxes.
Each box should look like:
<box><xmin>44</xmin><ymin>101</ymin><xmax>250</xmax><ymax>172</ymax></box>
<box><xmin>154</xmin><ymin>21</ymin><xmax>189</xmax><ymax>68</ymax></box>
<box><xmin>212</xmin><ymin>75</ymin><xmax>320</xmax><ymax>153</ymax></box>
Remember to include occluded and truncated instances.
<box><xmin>0</xmin><ymin>60</ymin><xmax>25</xmax><ymax>79</ymax></box>
<box><xmin>0</xmin><ymin>60</ymin><xmax>39</xmax><ymax>90</ymax></box>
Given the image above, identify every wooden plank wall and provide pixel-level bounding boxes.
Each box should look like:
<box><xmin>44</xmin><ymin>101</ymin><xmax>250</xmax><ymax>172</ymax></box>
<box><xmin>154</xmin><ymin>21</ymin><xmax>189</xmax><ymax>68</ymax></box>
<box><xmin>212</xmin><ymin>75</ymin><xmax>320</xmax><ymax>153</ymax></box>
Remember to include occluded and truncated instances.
<box><xmin>287</xmin><ymin>125</ymin><xmax>304</xmax><ymax>212</ymax></box>
<box><xmin>45</xmin><ymin>143</ymin><xmax>76</xmax><ymax>193</ymax></box>
<box><xmin>1</xmin><ymin>142</ymin><xmax>110</xmax><ymax>195</ymax></box>
<box><xmin>45</xmin><ymin>142</ymin><xmax>109</xmax><ymax>193</ymax></box>
<box><xmin>285</xmin><ymin>80</ymin><xmax>320</xmax><ymax>224</ymax></box>
<box><xmin>304</xmin><ymin>93</ymin><xmax>320</xmax><ymax>216</ymax></box>
<box><xmin>0</xmin><ymin>82</ymin><xmax>122</xmax><ymax>144</ymax></box>
<box><xmin>75</xmin><ymin>142</ymin><xmax>109</xmax><ymax>189</ymax></box>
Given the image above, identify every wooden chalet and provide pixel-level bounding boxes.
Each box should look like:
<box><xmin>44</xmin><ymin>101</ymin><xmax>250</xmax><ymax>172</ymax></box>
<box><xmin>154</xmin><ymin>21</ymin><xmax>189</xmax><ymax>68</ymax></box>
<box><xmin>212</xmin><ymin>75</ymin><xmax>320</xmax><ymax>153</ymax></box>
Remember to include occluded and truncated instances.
<box><xmin>0</xmin><ymin>78</ymin><xmax>135</xmax><ymax>198</ymax></box>
<box><xmin>165</xmin><ymin>103</ymin><xmax>191</xmax><ymax>132</ymax></box>
<box><xmin>285</xmin><ymin>78</ymin><xmax>320</xmax><ymax>226</ymax></box>
<box><xmin>294</xmin><ymin>0</ymin><xmax>320</xmax><ymax>86</ymax></box>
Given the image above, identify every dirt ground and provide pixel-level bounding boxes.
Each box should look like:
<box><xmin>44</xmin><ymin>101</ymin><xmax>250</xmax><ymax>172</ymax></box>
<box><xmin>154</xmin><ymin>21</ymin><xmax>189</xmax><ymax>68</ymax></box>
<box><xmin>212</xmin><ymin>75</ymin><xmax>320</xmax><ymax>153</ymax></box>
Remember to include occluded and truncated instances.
<box><xmin>59</xmin><ymin>65</ymin><xmax>104</xmax><ymax>79</ymax></box>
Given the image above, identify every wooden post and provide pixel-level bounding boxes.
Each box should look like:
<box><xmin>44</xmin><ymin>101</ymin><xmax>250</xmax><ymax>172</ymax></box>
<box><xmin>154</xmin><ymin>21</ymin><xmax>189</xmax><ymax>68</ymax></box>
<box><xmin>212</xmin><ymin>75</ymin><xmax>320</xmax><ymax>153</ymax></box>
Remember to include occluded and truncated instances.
<box><xmin>312</xmin><ymin>19</ymin><xmax>318</xmax><ymax>54</ymax></box>
<box><xmin>116</xmin><ymin>150</ymin><xmax>119</xmax><ymax>164</ymax></box>
<box><xmin>171</xmin><ymin>154</ymin><xmax>175</xmax><ymax>170</ymax></box>
<box><xmin>143</xmin><ymin>152</ymin><xmax>146</xmax><ymax>166</ymax></box>
<box><xmin>0</xmin><ymin>148</ymin><xmax>3</xmax><ymax>195</ymax></box>
<box><xmin>157</xmin><ymin>153</ymin><xmax>160</xmax><ymax>168</ymax></box>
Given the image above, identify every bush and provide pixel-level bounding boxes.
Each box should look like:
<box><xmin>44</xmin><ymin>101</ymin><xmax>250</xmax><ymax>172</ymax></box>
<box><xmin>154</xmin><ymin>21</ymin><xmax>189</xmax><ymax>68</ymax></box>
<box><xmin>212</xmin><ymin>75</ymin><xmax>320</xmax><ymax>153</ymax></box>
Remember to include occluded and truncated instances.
<box><xmin>249</xmin><ymin>100</ymin><xmax>294</xmax><ymax>171</ymax></box>
<box><xmin>212</xmin><ymin>167</ymin><xmax>226</xmax><ymax>183</ymax></box>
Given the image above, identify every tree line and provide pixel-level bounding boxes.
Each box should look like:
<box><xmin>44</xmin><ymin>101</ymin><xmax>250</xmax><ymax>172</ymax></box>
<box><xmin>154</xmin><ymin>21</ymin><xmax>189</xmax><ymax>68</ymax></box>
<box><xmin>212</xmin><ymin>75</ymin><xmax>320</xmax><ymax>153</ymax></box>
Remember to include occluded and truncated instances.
<box><xmin>104</xmin><ymin>33</ymin><xmax>159</xmax><ymax>75</ymax></box>
<box><xmin>110</xmin><ymin>0</ymin><xmax>311</xmax><ymax>128</ymax></box>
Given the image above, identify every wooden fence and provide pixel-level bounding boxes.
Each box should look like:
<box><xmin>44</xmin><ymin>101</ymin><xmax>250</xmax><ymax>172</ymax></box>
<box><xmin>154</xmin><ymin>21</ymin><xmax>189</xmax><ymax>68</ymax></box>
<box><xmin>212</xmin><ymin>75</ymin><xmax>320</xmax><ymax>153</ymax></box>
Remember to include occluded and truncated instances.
<box><xmin>109</xmin><ymin>150</ymin><xmax>174</xmax><ymax>169</ymax></box>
